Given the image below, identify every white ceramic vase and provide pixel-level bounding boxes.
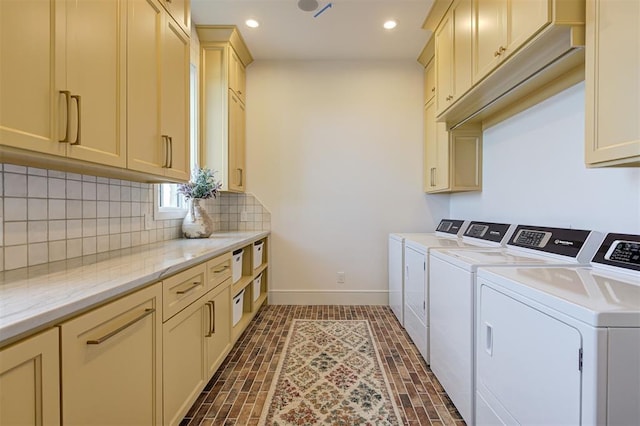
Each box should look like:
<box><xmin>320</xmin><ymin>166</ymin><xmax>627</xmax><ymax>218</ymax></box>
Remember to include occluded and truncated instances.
<box><xmin>182</xmin><ymin>198</ymin><xmax>214</xmax><ymax>238</ymax></box>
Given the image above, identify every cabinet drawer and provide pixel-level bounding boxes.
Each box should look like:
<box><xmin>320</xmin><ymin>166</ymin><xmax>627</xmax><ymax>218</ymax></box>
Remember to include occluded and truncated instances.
<box><xmin>60</xmin><ymin>283</ymin><xmax>162</xmax><ymax>426</ymax></box>
<box><xmin>206</xmin><ymin>252</ymin><xmax>232</xmax><ymax>290</ymax></box>
<box><xmin>163</xmin><ymin>264</ymin><xmax>207</xmax><ymax>321</ymax></box>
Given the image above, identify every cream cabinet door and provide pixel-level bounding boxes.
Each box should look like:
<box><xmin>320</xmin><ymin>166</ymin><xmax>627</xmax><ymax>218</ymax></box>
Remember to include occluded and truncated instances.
<box><xmin>163</xmin><ymin>294</ymin><xmax>207</xmax><ymax>426</ymax></box>
<box><xmin>435</xmin><ymin>10</ymin><xmax>454</xmax><ymax>113</ymax></box>
<box><xmin>585</xmin><ymin>0</ymin><xmax>640</xmax><ymax>166</ymax></box>
<box><xmin>161</xmin><ymin>0</ymin><xmax>190</xmax><ymax>35</ymax></box>
<box><xmin>0</xmin><ymin>328</ymin><xmax>60</xmax><ymax>426</ymax></box>
<box><xmin>0</xmin><ymin>0</ymin><xmax>66</xmax><ymax>157</ymax></box>
<box><xmin>434</xmin><ymin>114</ymin><xmax>451</xmax><ymax>192</ymax></box>
<box><xmin>453</xmin><ymin>0</ymin><xmax>473</xmax><ymax>100</ymax></box>
<box><xmin>229</xmin><ymin>48</ymin><xmax>247</xmax><ymax>104</ymax></box>
<box><xmin>228</xmin><ymin>90</ymin><xmax>246</xmax><ymax>192</ymax></box>
<box><xmin>424</xmin><ymin>60</ymin><xmax>436</xmax><ymax>103</ymax></box>
<box><xmin>127</xmin><ymin>0</ymin><xmax>166</xmax><ymax>176</ymax></box>
<box><xmin>473</xmin><ymin>0</ymin><xmax>506</xmax><ymax>83</ymax></box>
<box><xmin>424</xmin><ymin>100</ymin><xmax>438</xmax><ymax>191</ymax></box>
<box><xmin>205</xmin><ymin>283</ymin><xmax>232</xmax><ymax>377</ymax></box>
<box><xmin>507</xmin><ymin>0</ymin><xmax>549</xmax><ymax>54</ymax></box>
<box><xmin>65</xmin><ymin>0</ymin><xmax>127</xmax><ymax>168</ymax></box>
<box><xmin>436</xmin><ymin>0</ymin><xmax>472</xmax><ymax>114</ymax></box>
<box><xmin>60</xmin><ymin>283</ymin><xmax>162</xmax><ymax>426</ymax></box>
<box><xmin>162</xmin><ymin>16</ymin><xmax>191</xmax><ymax>181</ymax></box>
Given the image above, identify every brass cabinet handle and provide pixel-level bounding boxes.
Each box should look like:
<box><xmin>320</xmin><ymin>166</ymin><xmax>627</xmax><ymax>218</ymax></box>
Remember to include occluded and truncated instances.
<box><xmin>205</xmin><ymin>301</ymin><xmax>215</xmax><ymax>337</ymax></box>
<box><xmin>212</xmin><ymin>265</ymin><xmax>229</xmax><ymax>274</ymax></box>
<box><xmin>70</xmin><ymin>94</ymin><xmax>81</xmax><ymax>145</ymax></box>
<box><xmin>494</xmin><ymin>46</ymin><xmax>506</xmax><ymax>57</ymax></box>
<box><xmin>431</xmin><ymin>167</ymin><xmax>436</xmax><ymax>187</ymax></box>
<box><xmin>431</xmin><ymin>87</ymin><xmax>435</xmax><ymax>93</ymax></box>
<box><xmin>86</xmin><ymin>308</ymin><xmax>155</xmax><ymax>345</ymax></box>
<box><xmin>176</xmin><ymin>281</ymin><xmax>201</xmax><ymax>295</ymax></box>
<box><xmin>161</xmin><ymin>135</ymin><xmax>170</xmax><ymax>168</ymax></box>
<box><xmin>494</xmin><ymin>50</ymin><xmax>501</xmax><ymax>57</ymax></box>
<box><xmin>59</xmin><ymin>90</ymin><xmax>71</xmax><ymax>143</ymax></box>
<box><xmin>237</xmin><ymin>168</ymin><xmax>243</xmax><ymax>186</ymax></box>
<box><xmin>168</xmin><ymin>136</ymin><xmax>173</xmax><ymax>168</ymax></box>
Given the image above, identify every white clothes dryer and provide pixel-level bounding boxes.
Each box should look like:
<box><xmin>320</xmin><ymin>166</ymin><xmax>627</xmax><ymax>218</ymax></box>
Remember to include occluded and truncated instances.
<box><xmin>476</xmin><ymin>233</ymin><xmax>640</xmax><ymax>426</ymax></box>
<box><xmin>388</xmin><ymin>219</ymin><xmax>469</xmax><ymax>326</ymax></box>
<box><xmin>402</xmin><ymin>221</ymin><xmax>515</xmax><ymax>364</ymax></box>
<box><xmin>428</xmin><ymin>225</ymin><xmax>604</xmax><ymax>424</ymax></box>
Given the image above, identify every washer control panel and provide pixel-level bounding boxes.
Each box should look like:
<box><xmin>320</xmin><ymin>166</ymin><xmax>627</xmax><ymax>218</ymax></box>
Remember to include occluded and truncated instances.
<box><xmin>507</xmin><ymin>225</ymin><xmax>593</xmax><ymax>259</ymax></box>
<box><xmin>513</xmin><ymin>229</ymin><xmax>552</xmax><ymax>248</ymax></box>
<box><xmin>463</xmin><ymin>221</ymin><xmax>512</xmax><ymax>243</ymax></box>
<box><xmin>436</xmin><ymin>219</ymin><xmax>466</xmax><ymax>236</ymax></box>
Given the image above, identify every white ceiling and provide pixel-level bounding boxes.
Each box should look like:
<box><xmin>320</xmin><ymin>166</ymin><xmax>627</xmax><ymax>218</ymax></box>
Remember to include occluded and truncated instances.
<box><xmin>190</xmin><ymin>0</ymin><xmax>435</xmax><ymax>61</ymax></box>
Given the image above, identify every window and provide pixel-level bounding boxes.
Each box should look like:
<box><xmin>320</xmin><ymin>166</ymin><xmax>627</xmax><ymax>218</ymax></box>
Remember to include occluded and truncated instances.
<box><xmin>154</xmin><ymin>63</ymin><xmax>199</xmax><ymax>219</ymax></box>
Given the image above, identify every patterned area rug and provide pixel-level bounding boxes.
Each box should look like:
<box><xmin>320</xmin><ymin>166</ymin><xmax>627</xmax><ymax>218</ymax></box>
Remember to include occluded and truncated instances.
<box><xmin>259</xmin><ymin>320</ymin><xmax>402</xmax><ymax>425</ymax></box>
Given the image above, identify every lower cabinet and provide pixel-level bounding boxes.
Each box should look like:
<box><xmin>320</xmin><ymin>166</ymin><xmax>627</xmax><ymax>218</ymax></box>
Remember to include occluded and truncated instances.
<box><xmin>0</xmin><ymin>328</ymin><xmax>60</xmax><ymax>426</ymax></box>
<box><xmin>0</xmin><ymin>236</ymin><xmax>267</xmax><ymax>426</ymax></box>
<box><xmin>163</xmin><ymin>280</ymin><xmax>232</xmax><ymax>426</ymax></box>
<box><xmin>60</xmin><ymin>283</ymin><xmax>163</xmax><ymax>426</ymax></box>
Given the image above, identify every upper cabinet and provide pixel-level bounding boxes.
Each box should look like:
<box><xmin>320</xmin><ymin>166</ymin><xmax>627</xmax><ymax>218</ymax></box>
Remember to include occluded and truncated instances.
<box><xmin>472</xmin><ymin>0</ymin><xmax>550</xmax><ymax>84</ymax></box>
<box><xmin>420</xmin><ymin>38</ymin><xmax>482</xmax><ymax>194</ymax></box>
<box><xmin>422</xmin><ymin>0</ymin><xmax>585</xmax><ymax>128</ymax></box>
<box><xmin>0</xmin><ymin>0</ymin><xmax>66</xmax><ymax>158</ymax></box>
<box><xmin>127</xmin><ymin>0</ymin><xmax>190</xmax><ymax>181</ymax></box>
<box><xmin>435</xmin><ymin>0</ymin><xmax>473</xmax><ymax>115</ymax></box>
<box><xmin>0</xmin><ymin>0</ymin><xmax>191</xmax><ymax>183</ymax></box>
<box><xmin>63</xmin><ymin>0</ymin><xmax>127</xmax><ymax>168</ymax></box>
<box><xmin>0</xmin><ymin>0</ymin><xmax>126</xmax><ymax>167</ymax></box>
<box><xmin>197</xmin><ymin>26</ymin><xmax>253</xmax><ymax>193</ymax></box>
<box><xmin>585</xmin><ymin>0</ymin><xmax>640</xmax><ymax>167</ymax></box>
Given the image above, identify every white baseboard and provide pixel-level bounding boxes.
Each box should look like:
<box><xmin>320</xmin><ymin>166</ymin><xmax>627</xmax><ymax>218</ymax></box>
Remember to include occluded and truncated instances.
<box><xmin>268</xmin><ymin>289</ymin><xmax>389</xmax><ymax>305</ymax></box>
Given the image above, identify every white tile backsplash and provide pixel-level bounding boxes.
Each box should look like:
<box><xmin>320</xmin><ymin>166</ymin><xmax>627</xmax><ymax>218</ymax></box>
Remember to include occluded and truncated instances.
<box><xmin>4</xmin><ymin>173</ymin><xmax>27</xmax><ymax>197</ymax></box>
<box><xmin>28</xmin><ymin>198</ymin><xmax>48</xmax><ymax>221</ymax></box>
<box><xmin>0</xmin><ymin>165</ymin><xmax>269</xmax><ymax>271</ymax></box>
<box><xmin>4</xmin><ymin>198</ymin><xmax>27</xmax><ymax>221</ymax></box>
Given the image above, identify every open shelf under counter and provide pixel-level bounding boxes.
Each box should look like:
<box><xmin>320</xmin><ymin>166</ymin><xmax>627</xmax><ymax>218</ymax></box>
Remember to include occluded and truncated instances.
<box><xmin>252</xmin><ymin>262</ymin><xmax>267</xmax><ymax>278</ymax></box>
<box><xmin>231</xmin><ymin>275</ymin><xmax>253</xmax><ymax>298</ymax></box>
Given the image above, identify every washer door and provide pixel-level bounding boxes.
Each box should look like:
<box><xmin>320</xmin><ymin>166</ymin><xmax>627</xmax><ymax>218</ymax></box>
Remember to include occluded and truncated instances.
<box><xmin>477</xmin><ymin>282</ymin><xmax>582</xmax><ymax>425</ymax></box>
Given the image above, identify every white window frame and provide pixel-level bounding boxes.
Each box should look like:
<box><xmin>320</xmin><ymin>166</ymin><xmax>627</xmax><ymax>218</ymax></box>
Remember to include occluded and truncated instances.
<box><xmin>154</xmin><ymin>63</ymin><xmax>199</xmax><ymax>220</ymax></box>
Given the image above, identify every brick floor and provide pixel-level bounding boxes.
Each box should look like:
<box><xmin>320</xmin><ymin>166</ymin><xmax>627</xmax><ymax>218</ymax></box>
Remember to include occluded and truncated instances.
<box><xmin>180</xmin><ymin>305</ymin><xmax>464</xmax><ymax>425</ymax></box>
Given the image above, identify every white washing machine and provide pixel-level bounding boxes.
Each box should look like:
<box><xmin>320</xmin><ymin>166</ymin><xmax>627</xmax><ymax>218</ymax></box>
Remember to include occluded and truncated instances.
<box><xmin>402</xmin><ymin>221</ymin><xmax>515</xmax><ymax>364</ymax></box>
<box><xmin>429</xmin><ymin>225</ymin><xmax>604</xmax><ymax>424</ymax></box>
<box><xmin>476</xmin><ymin>233</ymin><xmax>640</xmax><ymax>426</ymax></box>
<box><xmin>388</xmin><ymin>219</ymin><xmax>469</xmax><ymax>326</ymax></box>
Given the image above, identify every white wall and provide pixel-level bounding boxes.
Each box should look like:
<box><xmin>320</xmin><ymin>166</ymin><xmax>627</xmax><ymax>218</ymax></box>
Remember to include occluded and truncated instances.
<box><xmin>246</xmin><ymin>60</ymin><xmax>449</xmax><ymax>304</ymax></box>
<box><xmin>450</xmin><ymin>82</ymin><xmax>640</xmax><ymax>234</ymax></box>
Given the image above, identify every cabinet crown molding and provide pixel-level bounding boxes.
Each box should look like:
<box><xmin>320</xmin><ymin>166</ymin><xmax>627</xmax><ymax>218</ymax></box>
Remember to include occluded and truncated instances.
<box><xmin>196</xmin><ymin>25</ymin><xmax>253</xmax><ymax>67</ymax></box>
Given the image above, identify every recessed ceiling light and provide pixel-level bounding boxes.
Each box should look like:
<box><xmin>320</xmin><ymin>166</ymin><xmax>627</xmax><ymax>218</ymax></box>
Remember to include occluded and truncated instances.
<box><xmin>383</xmin><ymin>20</ymin><xmax>398</xmax><ymax>30</ymax></box>
<box><xmin>298</xmin><ymin>0</ymin><xmax>319</xmax><ymax>12</ymax></box>
<box><xmin>245</xmin><ymin>19</ymin><xmax>260</xmax><ymax>28</ymax></box>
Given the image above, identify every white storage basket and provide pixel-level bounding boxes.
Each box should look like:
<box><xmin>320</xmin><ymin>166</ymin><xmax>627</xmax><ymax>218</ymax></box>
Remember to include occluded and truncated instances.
<box><xmin>232</xmin><ymin>289</ymin><xmax>244</xmax><ymax>326</ymax></box>
<box><xmin>232</xmin><ymin>249</ymin><xmax>243</xmax><ymax>283</ymax></box>
<box><xmin>253</xmin><ymin>241</ymin><xmax>264</xmax><ymax>269</ymax></box>
<box><xmin>252</xmin><ymin>274</ymin><xmax>262</xmax><ymax>302</ymax></box>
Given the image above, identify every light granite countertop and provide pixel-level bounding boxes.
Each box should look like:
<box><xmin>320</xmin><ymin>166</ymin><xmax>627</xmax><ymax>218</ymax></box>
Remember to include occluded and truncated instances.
<box><xmin>0</xmin><ymin>231</ymin><xmax>269</xmax><ymax>347</ymax></box>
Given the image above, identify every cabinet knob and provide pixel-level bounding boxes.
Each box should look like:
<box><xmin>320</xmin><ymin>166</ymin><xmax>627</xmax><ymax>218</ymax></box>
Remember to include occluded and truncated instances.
<box><xmin>494</xmin><ymin>50</ymin><xmax>501</xmax><ymax>57</ymax></box>
<box><xmin>431</xmin><ymin>87</ymin><xmax>435</xmax><ymax>93</ymax></box>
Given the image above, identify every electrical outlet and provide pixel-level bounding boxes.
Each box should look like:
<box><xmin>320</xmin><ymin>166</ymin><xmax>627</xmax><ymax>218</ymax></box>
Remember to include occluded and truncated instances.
<box><xmin>144</xmin><ymin>213</ymin><xmax>153</xmax><ymax>230</ymax></box>
<box><xmin>240</xmin><ymin>209</ymin><xmax>248</xmax><ymax>222</ymax></box>
<box><xmin>337</xmin><ymin>272</ymin><xmax>345</xmax><ymax>284</ymax></box>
